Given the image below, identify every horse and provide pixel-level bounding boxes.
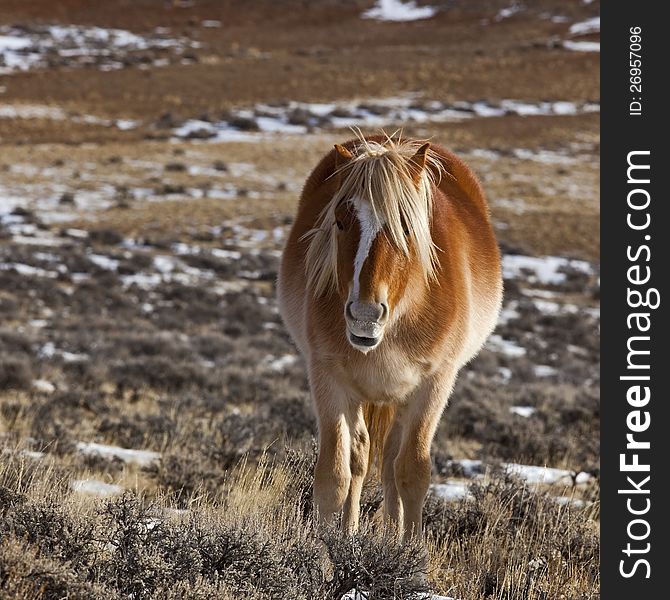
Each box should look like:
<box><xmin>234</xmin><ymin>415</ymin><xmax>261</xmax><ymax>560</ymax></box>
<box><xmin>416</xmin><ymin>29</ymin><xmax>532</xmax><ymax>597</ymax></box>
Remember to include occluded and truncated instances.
<box><xmin>278</xmin><ymin>133</ymin><xmax>502</xmax><ymax>539</ymax></box>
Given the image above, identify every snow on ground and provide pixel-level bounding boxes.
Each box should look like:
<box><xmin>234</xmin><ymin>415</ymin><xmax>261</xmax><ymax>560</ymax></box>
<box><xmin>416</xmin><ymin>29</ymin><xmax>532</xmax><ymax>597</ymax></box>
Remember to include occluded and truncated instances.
<box><xmin>448</xmin><ymin>459</ymin><xmax>593</xmax><ymax>486</ymax></box>
<box><xmin>362</xmin><ymin>0</ymin><xmax>438</xmax><ymax>22</ymax></box>
<box><xmin>0</xmin><ymin>261</ymin><xmax>59</xmax><ymax>278</ymax></box>
<box><xmin>471</xmin><ymin>145</ymin><xmax>591</xmax><ymax>166</ymax></box>
<box><xmin>504</xmin><ymin>463</ymin><xmax>591</xmax><ymax>485</ymax></box>
<box><xmin>172</xmin><ymin>97</ymin><xmax>600</xmax><ymax>142</ymax></box>
<box><xmin>486</xmin><ymin>334</ymin><xmax>526</xmax><ymax>358</ymax></box>
<box><xmin>510</xmin><ymin>405</ymin><xmax>536</xmax><ymax>418</ymax></box>
<box><xmin>1</xmin><ymin>152</ymin><xmax>276</xmax><ymax>220</ymax></box>
<box><xmin>510</xmin><ymin>147</ymin><xmax>579</xmax><ymax>164</ymax></box>
<box><xmin>88</xmin><ymin>253</ymin><xmax>121</xmax><ymax>271</ymax></box>
<box><xmin>1</xmin><ymin>447</ymin><xmax>46</xmax><ymax>460</ymax></box>
<box><xmin>265</xmin><ymin>354</ymin><xmax>299</xmax><ymax>372</ymax></box>
<box><xmin>21</xmin><ymin>449</ymin><xmax>46</xmax><ymax>460</ymax></box>
<box><xmin>562</xmin><ymin>40</ymin><xmax>600</xmax><ymax>52</ymax></box>
<box><xmin>498</xmin><ymin>301</ymin><xmax>520</xmax><ymax>324</ymax></box>
<box><xmin>71</xmin><ymin>479</ymin><xmax>124</xmax><ymax>497</ymax></box>
<box><xmin>431</xmin><ymin>481</ymin><xmax>470</xmax><ymax>501</ymax></box>
<box><xmin>0</xmin><ymin>24</ymin><xmax>197</xmax><ymax>75</ymax></box>
<box><xmin>569</xmin><ymin>17</ymin><xmax>600</xmax><ymax>36</ymax></box>
<box><xmin>554</xmin><ymin>495</ymin><xmax>588</xmax><ymax>508</ymax></box>
<box><xmin>561</xmin><ymin>16</ymin><xmax>600</xmax><ymax>53</ymax></box>
<box><xmin>534</xmin><ymin>365</ymin><xmax>558</xmax><ymax>378</ymax></box>
<box><xmin>76</xmin><ymin>441</ymin><xmax>161</xmax><ymax>467</ymax></box>
<box><xmin>492</xmin><ymin>198</ymin><xmax>530</xmax><ymax>214</ymax></box>
<box><xmin>0</xmin><ymin>104</ymin><xmax>70</xmax><ymax>120</ymax></box>
<box><xmin>502</xmin><ymin>254</ymin><xmax>593</xmax><ymax>286</ymax></box>
<box><xmin>495</xmin><ymin>3</ymin><xmax>524</xmax><ymax>22</ymax></box>
<box><xmin>32</xmin><ymin>379</ymin><xmax>56</xmax><ymax>394</ymax></box>
<box><xmin>39</xmin><ymin>342</ymin><xmax>88</xmax><ymax>363</ymax></box>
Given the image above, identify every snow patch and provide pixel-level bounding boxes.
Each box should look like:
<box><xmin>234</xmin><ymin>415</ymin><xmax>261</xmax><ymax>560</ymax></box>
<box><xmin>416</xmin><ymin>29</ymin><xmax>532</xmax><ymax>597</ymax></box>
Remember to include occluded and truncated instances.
<box><xmin>265</xmin><ymin>354</ymin><xmax>299</xmax><ymax>372</ymax></box>
<box><xmin>76</xmin><ymin>441</ymin><xmax>161</xmax><ymax>467</ymax></box>
<box><xmin>39</xmin><ymin>342</ymin><xmax>88</xmax><ymax>363</ymax></box>
<box><xmin>504</xmin><ymin>464</ymin><xmax>592</xmax><ymax>485</ymax></box>
<box><xmin>71</xmin><ymin>479</ymin><xmax>123</xmax><ymax>497</ymax></box>
<box><xmin>448</xmin><ymin>459</ymin><xmax>593</xmax><ymax>486</ymax></box>
<box><xmin>431</xmin><ymin>481</ymin><xmax>471</xmax><ymax>501</ymax></box>
<box><xmin>172</xmin><ymin>97</ymin><xmax>600</xmax><ymax>142</ymax></box>
<box><xmin>495</xmin><ymin>4</ymin><xmax>524</xmax><ymax>22</ymax></box>
<box><xmin>0</xmin><ymin>262</ymin><xmax>58</xmax><ymax>278</ymax></box>
<box><xmin>0</xmin><ymin>24</ymin><xmax>196</xmax><ymax>75</ymax></box>
<box><xmin>534</xmin><ymin>365</ymin><xmax>558</xmax><ymax>378</ymax></box>
<box><xmin>502</xmin><ymin>254</ymin><xmax>593</xmax><ymax>285</ymax></box>
<box><xmin>487</xmin><ymin>334</ymin><xmax>526</xmax><ymax>358</ymax></box>
<box><xmin>510</xmin><ymin>406</ymin><xmax>536</xmax><ymax>418</ymax></box>
<box><xmin>88</xmin><ymin>253</ymin><xmax>120</xmax><ymax>270</ymax></box>
<box><xmin>553</xmin><ymin>495</ymin><xmax>589</xmax><ymax>508</ymax></box>
<box><xmin>32</xmin><ymin>379</ymin><xmax>56</xmax><ymax>393</ymax></box>
<box><xmin>362</xmin><ymin>0</ymin><xmax>438</xmax><ymax>22</ymax></box>
<box><xmin>562</xmin><ymin>40</ymin><xmax>600</xmax><ymax>52</ymax></box>
<box><xmin>569</xmin><ymin>17</ymin><xmax>600</xmax><ymax>36</ymax></box>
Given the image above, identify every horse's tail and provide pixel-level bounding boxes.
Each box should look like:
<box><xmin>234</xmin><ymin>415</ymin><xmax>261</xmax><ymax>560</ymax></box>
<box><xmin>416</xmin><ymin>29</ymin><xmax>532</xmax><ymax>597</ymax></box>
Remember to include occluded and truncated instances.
<box><xmin>363</xmin><ymin>403</ymin><xmax>395</xmax><ymax>480</ymax></box>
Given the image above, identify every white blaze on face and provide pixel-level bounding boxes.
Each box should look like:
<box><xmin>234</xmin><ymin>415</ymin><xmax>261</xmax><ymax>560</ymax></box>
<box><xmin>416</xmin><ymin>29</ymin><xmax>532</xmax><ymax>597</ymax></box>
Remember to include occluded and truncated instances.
<box><xmin>352</xmin><ymin>199</ymin><xmax>384</xmax><ymax>297</ymax></box>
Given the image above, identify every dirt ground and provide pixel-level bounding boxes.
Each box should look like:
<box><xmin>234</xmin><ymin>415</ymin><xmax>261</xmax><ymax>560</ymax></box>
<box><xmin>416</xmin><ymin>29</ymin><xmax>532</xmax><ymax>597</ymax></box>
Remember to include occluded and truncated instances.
<box><xmin>1</xmin><ymin>1</ymin><xmax>600</xmax><ymax>598</ymax></box>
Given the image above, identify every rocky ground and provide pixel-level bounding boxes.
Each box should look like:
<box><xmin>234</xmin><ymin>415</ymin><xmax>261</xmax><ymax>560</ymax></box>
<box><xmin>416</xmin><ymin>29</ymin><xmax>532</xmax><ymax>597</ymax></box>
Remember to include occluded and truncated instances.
<box><xmin>1</xmin><ymin>1</ymin><xmax>599</xmax><ymax>598</ymax></box>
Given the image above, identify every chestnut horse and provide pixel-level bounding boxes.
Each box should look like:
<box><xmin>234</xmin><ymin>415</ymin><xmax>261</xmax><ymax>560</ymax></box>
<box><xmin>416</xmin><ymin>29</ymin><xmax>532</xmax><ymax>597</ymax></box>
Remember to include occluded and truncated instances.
<box><xmin>278</xmin><ymin>134</ymin><xmax>502</xmax><ymax>539</ymax></box>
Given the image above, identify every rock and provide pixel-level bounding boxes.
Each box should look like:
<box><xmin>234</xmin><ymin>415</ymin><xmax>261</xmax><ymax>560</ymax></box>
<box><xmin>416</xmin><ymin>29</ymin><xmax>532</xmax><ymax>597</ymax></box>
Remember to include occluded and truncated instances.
<box><xmin>286</xmin><ymin>107</ymin><xmax>314</xmax><ymax>126</ymax></box>
<box><xmin>89</xmin><ymin>229</ymin><xmax>123</xmax><ymax>245</ymax></box>
<box><xmin>328</xmin><ymin>106</ymin><xmax>356</xmax><ymax>119</ymax></box>
<box><xmin>164</xmin><ymin>162</ymin><xmax>187</xmax><ymax>172</ymax></box>
<box><xmin>184</xmin><ymin>128</ymin><xmax>216</xmax><ymax>140</ymax></box>
<box><xmin>160</xmin><ymin>184</ymin><xmax>186</xmax><ymax>195</ymax></box>
<box><xmin>358</xmin><ymin>103</ymin><xmax>391</xmax><ymax>116</ymax></box>
<box><xmin>155</xmin><ymin>112</ymin><xmax>181</xmax><ymax>129</ymax></box>
<box><xmin>228</xmin><ymin>116</ymin><xmax>260</xmax><ymax>131</ymax></box>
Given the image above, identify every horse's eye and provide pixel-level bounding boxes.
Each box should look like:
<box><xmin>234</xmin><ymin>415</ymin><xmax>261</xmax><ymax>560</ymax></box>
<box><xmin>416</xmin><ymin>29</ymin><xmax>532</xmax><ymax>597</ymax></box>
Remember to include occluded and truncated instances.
<box><xmin>402</xmin><ymin>223</ymin><xmax>410</xmax><ymax>236</ymax></box>
<box><xmin>336</xmin><ymin>220</ymin><xmax>344</xmax><ymax>231</ymax></box>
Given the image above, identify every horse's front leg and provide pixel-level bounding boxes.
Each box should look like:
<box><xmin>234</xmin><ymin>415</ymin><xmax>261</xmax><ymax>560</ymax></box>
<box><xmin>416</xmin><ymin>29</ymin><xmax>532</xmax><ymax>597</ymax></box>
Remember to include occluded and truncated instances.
<box><xmin>310</xmin><ymin>364</ymin><xmax>352</xmax><ymax>525</ymax></box>
<box><xmin>395</xmin><ymin>370</ymin><xmax>456</xmax><ymax>540</ymax></box>
<box><xmin>342</xmin><ymin>404</ymin><xmax>370</xmax><ymax>533</ymax></box>
<box><xmin>381</xmin><ymin>417</ymin><xmax>403</xmax><ymax>526</ymax></box>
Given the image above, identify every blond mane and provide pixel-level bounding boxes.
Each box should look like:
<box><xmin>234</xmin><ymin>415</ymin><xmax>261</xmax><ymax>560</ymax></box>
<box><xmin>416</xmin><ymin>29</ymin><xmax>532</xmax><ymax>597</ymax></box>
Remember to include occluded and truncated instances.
<box><xmin>303</xmin><ymin>134</ymin><xmax>445</xmax><ymax>296</ymax></box>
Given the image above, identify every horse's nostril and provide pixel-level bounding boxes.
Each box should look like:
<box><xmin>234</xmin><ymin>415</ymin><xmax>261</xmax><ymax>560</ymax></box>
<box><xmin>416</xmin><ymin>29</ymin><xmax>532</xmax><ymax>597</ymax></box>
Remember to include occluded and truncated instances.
<box><xmin>346</xmin><ymin>301</ymin><xmax>354</xmax><ymax>320</ymax></box>
<box><xmin>380</xmin><ymin>302</ymin><xmax>389</xmax><ymax>321</ymax></box>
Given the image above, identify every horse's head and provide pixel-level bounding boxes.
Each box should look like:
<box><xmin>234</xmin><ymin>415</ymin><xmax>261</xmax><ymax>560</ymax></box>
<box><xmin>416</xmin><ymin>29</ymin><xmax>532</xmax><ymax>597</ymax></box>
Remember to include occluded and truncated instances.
<box><xmin>304</xmin><ymin>137</ymin><xmax>441</xmax><ymax>354</ymax></box>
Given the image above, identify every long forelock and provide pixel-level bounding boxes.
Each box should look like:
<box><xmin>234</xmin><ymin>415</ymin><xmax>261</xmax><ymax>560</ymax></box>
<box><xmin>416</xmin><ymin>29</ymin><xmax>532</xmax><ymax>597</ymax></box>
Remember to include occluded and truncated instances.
<box><xmin>303</xmin><ymin>136</ymin><xmax>444</xmax><ymax>297</ymax></box>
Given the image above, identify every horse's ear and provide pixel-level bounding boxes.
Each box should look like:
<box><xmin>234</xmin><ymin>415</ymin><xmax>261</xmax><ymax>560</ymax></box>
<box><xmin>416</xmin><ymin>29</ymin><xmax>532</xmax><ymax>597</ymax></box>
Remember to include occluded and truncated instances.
<box><xmin>334</xmin><ymin>144</ymin><xmax>353</xmax><ymax>169</ymax></box>
<box><xmin>408</xmin><ymin>142</ymin><xmax>431</xmax><ymax>183</ymax></box>
<box><xmin>333</xmin><ymin>144</ymin><xmax>354</xmax><ymax>186</ymax></box>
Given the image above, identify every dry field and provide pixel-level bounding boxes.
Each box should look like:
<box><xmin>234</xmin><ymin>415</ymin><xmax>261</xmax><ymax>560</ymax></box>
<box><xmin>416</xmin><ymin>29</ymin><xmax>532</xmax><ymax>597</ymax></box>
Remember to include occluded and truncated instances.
<box><xmin>1</xmin><ymin>1</ymin><xmax>599</xmax><ymax>598</ymax></box>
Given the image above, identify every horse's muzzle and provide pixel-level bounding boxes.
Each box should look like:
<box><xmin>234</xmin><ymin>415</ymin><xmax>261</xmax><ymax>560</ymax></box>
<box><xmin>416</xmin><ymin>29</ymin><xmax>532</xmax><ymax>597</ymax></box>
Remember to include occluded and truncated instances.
<box><xmin>345</xmin><ymin>300</ymin><xmax>388</xmax><ymax>352</ymax></box>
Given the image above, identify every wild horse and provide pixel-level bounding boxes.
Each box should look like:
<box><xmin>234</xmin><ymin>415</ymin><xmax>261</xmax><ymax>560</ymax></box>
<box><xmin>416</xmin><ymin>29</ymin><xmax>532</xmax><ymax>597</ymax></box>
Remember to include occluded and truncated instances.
<box><xmin>278</xmin><ymin>133</ymin><xmax>502</xmax><ymax>539</ymax></box>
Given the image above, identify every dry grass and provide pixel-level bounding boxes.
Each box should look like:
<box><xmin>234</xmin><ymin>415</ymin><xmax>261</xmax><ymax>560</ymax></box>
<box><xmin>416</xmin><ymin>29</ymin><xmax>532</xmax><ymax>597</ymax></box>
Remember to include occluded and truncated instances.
<box><xmin>0</xmin><ymin>446</ymin><xmax>598</xmax><ymax>600</ymax></box>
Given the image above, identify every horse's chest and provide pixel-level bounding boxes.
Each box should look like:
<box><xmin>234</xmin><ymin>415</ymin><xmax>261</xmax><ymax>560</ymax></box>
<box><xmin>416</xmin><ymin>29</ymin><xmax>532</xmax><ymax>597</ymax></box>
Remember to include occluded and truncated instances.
<box><xmin>338</xmin><ymin>352</ymin><xmax>426</xmax><ymax>404</ymax></box>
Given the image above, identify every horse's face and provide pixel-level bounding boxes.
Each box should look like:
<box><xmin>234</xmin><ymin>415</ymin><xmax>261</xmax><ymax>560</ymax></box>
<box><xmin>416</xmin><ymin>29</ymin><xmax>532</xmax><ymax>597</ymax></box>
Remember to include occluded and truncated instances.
<box><xmin>334</xmin><ymin>197</ymin><xmax>414</xmax><ymax>353</ymax></box>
